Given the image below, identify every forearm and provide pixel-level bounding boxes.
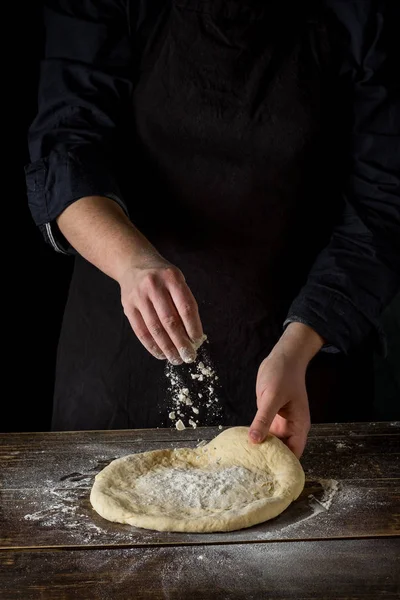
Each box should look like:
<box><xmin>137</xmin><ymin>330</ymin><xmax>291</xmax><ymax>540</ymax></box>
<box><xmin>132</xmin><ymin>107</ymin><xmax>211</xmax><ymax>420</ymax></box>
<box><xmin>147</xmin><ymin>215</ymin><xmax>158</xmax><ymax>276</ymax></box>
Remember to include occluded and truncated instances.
<box><xmin>57</xmin><ymin>196</ymin><xmax>161</xmax><ymax>283</ymax></box>
<box><xmin>271</xmin><ymin>322</ymin><xmax>325</xmax><ymax>368</ymax></box>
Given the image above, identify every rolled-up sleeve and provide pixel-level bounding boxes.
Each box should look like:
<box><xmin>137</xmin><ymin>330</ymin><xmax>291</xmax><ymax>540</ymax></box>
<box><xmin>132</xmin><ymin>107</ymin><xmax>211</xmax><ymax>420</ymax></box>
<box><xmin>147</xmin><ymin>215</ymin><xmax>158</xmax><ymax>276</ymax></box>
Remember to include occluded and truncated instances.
<box><xmin>25</xmin><ymin>0</ymin><xmax>133</xmax><ymax>253</ymax></box>
<box><xmin>285</xmin><ymin>0</ymin><xmax>400</xmax><ymax>354</ymax></box>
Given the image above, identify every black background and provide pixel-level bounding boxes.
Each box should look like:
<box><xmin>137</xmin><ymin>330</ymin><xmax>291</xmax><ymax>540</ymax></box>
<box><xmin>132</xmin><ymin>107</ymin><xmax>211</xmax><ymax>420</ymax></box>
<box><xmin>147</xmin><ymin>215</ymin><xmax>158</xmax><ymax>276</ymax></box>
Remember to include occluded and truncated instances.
<box><xmin>7</xmin><ymin>1</ymin><xmax>72</xmax><ymax>432</ymax></box>
<box><xmin>5</xmin><ymin>1</ymin><xmax>399</xmax><ymax>433</ymax></box>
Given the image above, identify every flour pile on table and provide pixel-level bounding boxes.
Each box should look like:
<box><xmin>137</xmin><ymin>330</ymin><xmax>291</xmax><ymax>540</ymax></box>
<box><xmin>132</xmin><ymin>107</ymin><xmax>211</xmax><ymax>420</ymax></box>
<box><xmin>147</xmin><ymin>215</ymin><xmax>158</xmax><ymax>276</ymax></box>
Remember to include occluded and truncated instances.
<box><xmin>165</xmin><ymin>344</ymin><xmax>222</xmax><ymax>429</ymax></box>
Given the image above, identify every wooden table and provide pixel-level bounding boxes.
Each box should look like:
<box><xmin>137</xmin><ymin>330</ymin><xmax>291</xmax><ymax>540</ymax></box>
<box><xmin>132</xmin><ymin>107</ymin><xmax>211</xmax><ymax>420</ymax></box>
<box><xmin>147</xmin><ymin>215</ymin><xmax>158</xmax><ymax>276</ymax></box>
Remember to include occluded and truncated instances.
<box><xmin>1</xmin><ymin>422</ymin><xmax>399</xmax><ymax>599</ymax></box>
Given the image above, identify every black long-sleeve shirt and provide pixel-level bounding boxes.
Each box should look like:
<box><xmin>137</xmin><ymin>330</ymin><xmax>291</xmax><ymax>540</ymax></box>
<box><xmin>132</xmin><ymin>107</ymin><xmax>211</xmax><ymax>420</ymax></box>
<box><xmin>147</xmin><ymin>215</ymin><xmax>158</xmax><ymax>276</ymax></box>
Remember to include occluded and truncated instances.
<box><xmin>26</xmin><ymin>0</ymin><xmax>400</xmax><ymax>355</ymax></box>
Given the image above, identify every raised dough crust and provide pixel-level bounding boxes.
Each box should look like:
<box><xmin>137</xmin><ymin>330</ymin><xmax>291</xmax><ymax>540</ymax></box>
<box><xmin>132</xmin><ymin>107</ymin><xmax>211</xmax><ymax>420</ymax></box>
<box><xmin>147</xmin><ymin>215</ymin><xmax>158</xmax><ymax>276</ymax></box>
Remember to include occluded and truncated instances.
<box><xmin>90</xmin><ymin>426</ymin><xmax>305</xmax><ymax>533</ymax></box>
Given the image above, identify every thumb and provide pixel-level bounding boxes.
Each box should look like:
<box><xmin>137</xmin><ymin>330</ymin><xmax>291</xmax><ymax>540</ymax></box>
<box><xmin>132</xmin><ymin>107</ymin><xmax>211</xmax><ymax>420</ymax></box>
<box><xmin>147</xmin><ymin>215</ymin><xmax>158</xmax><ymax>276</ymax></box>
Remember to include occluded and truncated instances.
<box><xmin>249</xmin><ymin>402</ymin><xmax>275</xmax><ymax>444</ymax></box>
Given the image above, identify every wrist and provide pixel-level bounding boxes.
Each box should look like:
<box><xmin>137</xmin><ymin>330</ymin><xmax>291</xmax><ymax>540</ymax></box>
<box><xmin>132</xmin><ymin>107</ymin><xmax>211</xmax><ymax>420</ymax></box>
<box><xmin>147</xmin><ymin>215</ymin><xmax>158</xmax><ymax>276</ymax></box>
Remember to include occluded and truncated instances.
<box><xmin>117</xmin><ymin>248</ymin><xmax>172</xmax><ymax>291</ymax></box>
<box><xmin>271</xmin><ymin>322</ymin><xmax>324</xmax><ymax>369</ymax></box>
<box><xmin>104</xmin><ymin>224</ymin><xmax>166</xmax><ymax>286</ymax></box>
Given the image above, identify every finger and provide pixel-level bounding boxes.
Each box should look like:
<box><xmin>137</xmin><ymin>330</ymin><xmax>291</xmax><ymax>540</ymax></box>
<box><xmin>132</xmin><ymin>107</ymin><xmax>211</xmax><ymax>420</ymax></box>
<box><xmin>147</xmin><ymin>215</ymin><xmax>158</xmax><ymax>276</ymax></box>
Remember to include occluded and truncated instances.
<box><xmin>125</xmin><ymin>307</ymin><xmax>166</xmax><ymax>360</ymax></box>
<box><xmin>167</xmin><ymin>277</ymin><xmax>204</xmax><ymax>345</ymax></box>
<box><xmin>151</xmin><ymin>289</ymin><xmax>198</xmax><ymax>364</ymax></box>
<box><xmin>248</xmin><ymin>395</ymin><xmax>277</xmax><ymax>444</ymax></box>
<box><xmin>269</xmin><ymin>414</ymin><xmax>291</xmax><ymax>438</ymax></box>
<box><xmin>285</xmin><ymin>433</ymin><xmax>307</xmax><ymax>459</ymax></box>
<box><xmin>269</xmin><ymin>415</ymin><xmax>309</xmax><ymax>458</ymax></box>
<box><xmin>140</xmin><ymin>300</ymin><xmax>183</xmax><ymax>365</ymax></box>
<box><xmin>269</xmin><ymin>415</ymin><xmax>308</xmax><ymax>458</ymax></box>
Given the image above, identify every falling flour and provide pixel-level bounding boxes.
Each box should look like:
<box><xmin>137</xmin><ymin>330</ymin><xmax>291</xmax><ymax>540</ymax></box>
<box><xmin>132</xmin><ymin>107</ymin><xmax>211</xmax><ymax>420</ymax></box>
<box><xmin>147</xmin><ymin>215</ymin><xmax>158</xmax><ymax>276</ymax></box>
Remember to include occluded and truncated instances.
<box><xmin>165</xmin><ymin>343</ymin><xmax>222</xmax><ymax>430</ymax></box>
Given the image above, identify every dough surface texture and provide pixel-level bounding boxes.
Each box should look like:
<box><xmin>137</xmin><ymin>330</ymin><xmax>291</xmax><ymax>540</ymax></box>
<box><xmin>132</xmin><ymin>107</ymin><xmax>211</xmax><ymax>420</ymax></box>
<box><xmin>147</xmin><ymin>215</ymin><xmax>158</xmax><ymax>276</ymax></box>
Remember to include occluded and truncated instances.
<box><xmin>90</xmin><ymin>426</ymin><xmax>305</xmax><ymax>532</ymax></box>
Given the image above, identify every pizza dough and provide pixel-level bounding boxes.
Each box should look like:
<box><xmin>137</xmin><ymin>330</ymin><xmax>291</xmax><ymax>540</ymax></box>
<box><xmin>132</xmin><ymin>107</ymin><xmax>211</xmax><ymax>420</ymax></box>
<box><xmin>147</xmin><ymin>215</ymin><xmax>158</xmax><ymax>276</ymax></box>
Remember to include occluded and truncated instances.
<box><xmin>90</xmin><ymin>426</ymin><xmax>305</xmax><ymax>533</ymax></box>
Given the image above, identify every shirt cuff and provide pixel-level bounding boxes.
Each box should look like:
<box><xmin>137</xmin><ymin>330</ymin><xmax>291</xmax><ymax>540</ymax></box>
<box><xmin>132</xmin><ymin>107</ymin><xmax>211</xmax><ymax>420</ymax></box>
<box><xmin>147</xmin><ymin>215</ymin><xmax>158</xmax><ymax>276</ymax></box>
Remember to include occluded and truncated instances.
<box><xmin>25</xmin><ymin>145</ymin><xmax>129</xmax><ymax>250</ymax></box>
<box><xmin>285</xmin><ymin>284</ymin><xmax>386</xmax><ymax>355</ymax></box>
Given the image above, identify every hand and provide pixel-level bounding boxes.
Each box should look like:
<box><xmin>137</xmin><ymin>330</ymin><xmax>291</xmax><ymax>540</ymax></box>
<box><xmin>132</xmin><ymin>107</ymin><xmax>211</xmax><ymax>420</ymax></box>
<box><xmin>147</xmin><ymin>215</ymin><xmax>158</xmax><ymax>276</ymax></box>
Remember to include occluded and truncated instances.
<box><xmin>249</xmin><ymin>323</ymin><xmax>324</xmax><ymax>457</ymax></box>
<box><xmin>56</xmin><ymin>196</ymin><xmax>204</xmax><ymax>364</ymax></box>
<box><xmin>250</xmin><ymin>351</ymin><xmax>310</xmax><ymax>457</ymax></box>
<box><xmin>119</xmin><ymin>254</ymin><xmax>204</xmax><ymax>365</ymax></box>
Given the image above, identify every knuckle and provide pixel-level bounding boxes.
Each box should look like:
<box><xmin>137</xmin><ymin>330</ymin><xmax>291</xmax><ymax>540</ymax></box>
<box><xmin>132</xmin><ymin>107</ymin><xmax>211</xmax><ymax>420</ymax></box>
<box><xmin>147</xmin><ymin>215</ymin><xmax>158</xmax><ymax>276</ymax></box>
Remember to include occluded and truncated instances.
<box><xmin>255</xmin><ymin>414</ymin><xmax>270</xmax><ymax>427</ymax></box>
<box><xmin>143</xmin><ymin>271</ymin><xmax>159</xmax><ymax>290</ymax></box>
<box><xmin>164</xmin><ymin>345</ymin><xmax>176</xmax><ymax>356</ymax></box>
<box><xmin>258</xmin><ymin>386</ymin><xmax>276</xmax><ymax>404</ymax></box>
<box><xmin>162</xmin><ymin>315</ymin><xmax>178</xmax><ymax>329</ymax></box>
<box><xmin>164</xmin><ymin>266</ymin><xmax>183</xmax><ymax>283</ymax></box>
<box><xmin>137</xmin><ymin>330</ymin><xmax>150</xmax><ymax>343</ymax></box>
<box><xmin>180</xmin><ymin>302</ymin><xmax>194</xmax><ymax>317</ymax></box>
<box><xmin>149</xmin><ymin>322</ymin><xmax>163</xmax><ymax>337</ymax></box>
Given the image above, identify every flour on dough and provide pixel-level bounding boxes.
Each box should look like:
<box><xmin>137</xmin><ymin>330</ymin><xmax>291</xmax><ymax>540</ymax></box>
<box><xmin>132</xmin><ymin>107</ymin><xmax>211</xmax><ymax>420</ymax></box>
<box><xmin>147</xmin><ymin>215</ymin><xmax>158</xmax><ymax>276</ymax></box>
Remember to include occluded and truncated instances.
<box><xmin>90</xmin><ymin>426</ymin><xmax>305</xmax><ymax>533</ymax></box>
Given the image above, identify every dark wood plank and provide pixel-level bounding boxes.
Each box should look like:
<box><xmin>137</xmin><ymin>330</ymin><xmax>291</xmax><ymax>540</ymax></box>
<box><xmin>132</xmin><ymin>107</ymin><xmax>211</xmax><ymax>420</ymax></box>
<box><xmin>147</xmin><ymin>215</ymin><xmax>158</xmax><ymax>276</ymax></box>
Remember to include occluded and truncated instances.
<box><xmin>0</xmin><ymin>426</ymin><xmax>216</xmax><ymax>450</ymax></box>
<box><xmin>304</xmin><ymin>421</ymin><xmax>400</xmax><ymax>437</ymax></box>
<box><xmin>2</xmin><ymin>479</ymin><xmax>399</xmax><ymax>549</ymax></box>
<box><xmin>2</xmin><ymin>436</ymin><xmax>399</xmax><ymax>492</ymax></box>
<box><xmin>1</xmin><ymin>538</ymin><xmax>399</xmax><ymax>599</ymax></box>
<box><xmin>1</xmin><ymin>423</ymin><xmax>399</xmax><ymax>549</ymax></box>
<box><xmin>1</xmin><ymin>422</ymin><xmax>398</xmax><ymax>450</ymax></box>
<box><xmin>2</xmin><ymin>425</ymin><xmax>399</xmax><ymax>490</ymax></box>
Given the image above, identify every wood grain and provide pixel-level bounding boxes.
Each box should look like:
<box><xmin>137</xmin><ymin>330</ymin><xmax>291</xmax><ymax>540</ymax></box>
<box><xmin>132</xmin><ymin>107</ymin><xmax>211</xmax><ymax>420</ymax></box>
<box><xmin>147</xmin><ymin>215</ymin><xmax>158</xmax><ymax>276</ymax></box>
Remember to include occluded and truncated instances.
<box><xmin>1</xmin><ymin>422</ymin><xmax>399</xmax><ymax>549</ymax></box>
<box><xmin>2</xmin><ymin>424</ymin><xmax>399</xmax><ymax>489</ymax></box>
<box><xmin>1</xmin><ymin>421</ymin><xmax>398</xmax><ymax>449</ymax></box>
<box><xmin>1</xmin><ymin>538</ymin><xmax>399</xmax><ymax>599</ymax></box>
<box><xmin>1</xmin><ymin>423</ymin><xmax>399</xmax><ymax>598</ymax></box>
<box><xmin>1</xmin><ymin>479</ymin><xmax>399</xmax><ymax>549</ymax></box>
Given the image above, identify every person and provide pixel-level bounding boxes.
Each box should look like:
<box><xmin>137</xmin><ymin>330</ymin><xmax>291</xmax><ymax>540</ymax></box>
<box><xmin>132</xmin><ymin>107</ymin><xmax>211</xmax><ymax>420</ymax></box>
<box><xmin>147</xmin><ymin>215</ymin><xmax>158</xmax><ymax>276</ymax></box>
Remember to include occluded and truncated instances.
<box><xmin>26</xmin><ymin>0</ymin><xmax>399</xmax><ymax>457</ymax></box>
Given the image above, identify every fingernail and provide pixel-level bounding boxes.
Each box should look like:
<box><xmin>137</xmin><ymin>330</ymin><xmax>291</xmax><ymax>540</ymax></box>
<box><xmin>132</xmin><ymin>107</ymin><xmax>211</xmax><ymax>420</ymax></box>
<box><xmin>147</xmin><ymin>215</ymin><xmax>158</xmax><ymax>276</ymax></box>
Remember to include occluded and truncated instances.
<box><xmin>249</xmin><ymin>430</ymin><xmax>262</xmax><ymax>443</ymax></box>
<box><xmin>152</xmin><ymin>347</ymin><xmax>166</xmax><ymax>360</ymax></box>
<box><xmin>180</xmin><ymin>347</ymin><xmax>196</xmax><ymax>364</ymax></box>
<box><xmin>192</xmin><ymin>334</ymin><xmax>207</xmax><ymax>350</ymax></box>
<box><xmin>169</xmin><ymin>356</ymin><xmax>183</xmax><ymax>366</ymax></box>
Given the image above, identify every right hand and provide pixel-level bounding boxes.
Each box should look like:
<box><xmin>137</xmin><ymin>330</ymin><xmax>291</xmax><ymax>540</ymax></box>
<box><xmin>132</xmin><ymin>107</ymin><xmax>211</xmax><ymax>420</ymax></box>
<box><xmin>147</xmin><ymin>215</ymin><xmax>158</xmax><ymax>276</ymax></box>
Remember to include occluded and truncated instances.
<box><xmin>119</xmin><ymin>254</ymin><xmax>204</xmax><ymax>365</ymax></box>
<box><xmin>250</xmin><ymin>349</ymin><xmax>310</xmax><ymax>458</ymax></box>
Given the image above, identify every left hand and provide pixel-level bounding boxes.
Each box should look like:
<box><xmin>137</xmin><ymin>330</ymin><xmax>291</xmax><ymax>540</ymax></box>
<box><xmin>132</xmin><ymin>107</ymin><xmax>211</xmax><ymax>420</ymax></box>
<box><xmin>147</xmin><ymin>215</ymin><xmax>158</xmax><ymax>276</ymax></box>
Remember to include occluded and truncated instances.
<box><xmin>249</xmin><ymin>322</ymin><xmax>324</xmax><ymax>458</ymax></box>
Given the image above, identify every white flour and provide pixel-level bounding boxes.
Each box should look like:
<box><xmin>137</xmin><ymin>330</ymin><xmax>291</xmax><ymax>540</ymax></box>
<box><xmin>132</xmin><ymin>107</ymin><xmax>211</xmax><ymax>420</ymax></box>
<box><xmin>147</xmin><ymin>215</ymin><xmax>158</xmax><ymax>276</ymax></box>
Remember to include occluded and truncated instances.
<box><xmin>335</xmin><ymin>441</ymin><xmax>349</xmax><ymax>450</ymax></box>
<box><xmin>16</xmin><ymin>474</ymin><xmax>357</xmax><ymax>546</ymax></box>
<box><xmin>308</xmin><ymin>479</ymin><xmax>339</xmax><ymax>511</ymax></box>
<box><xmin>133</xmin><ymin>466</ymin><xmax>274</xmax><ymax>511</ymax></box>
<box><xmin>13</xmin><ymin>437</ymin><xmax>347</xmax><ymax>547</ymax></box>
<box><xmin>318</xmin><ymin>479</ymin><xmax>340</xmax><ymax>509</ymax></box>
<box><xmin>165</xmin><ymin>344</ymin><xmax>222</xmax><ymax>430</ymax></box>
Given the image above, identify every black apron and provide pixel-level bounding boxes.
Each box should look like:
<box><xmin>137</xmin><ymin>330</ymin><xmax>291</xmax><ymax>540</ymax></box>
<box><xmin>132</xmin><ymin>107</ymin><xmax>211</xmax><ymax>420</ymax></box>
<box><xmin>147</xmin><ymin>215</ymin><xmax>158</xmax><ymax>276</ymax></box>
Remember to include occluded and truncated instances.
<box><xmin>53</xmin><ymin>0</ymin><xmax>374</xmax><ymax>431</ymax></box>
